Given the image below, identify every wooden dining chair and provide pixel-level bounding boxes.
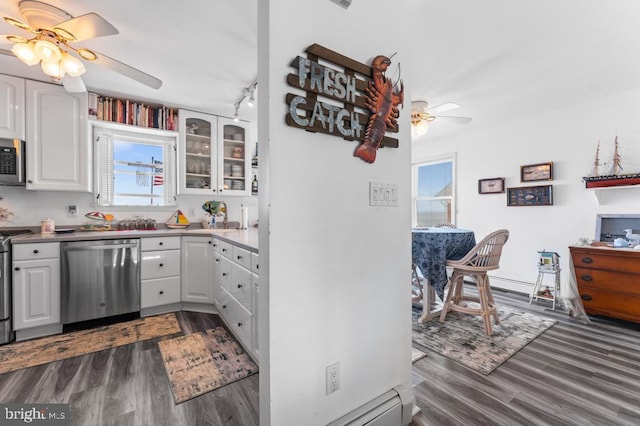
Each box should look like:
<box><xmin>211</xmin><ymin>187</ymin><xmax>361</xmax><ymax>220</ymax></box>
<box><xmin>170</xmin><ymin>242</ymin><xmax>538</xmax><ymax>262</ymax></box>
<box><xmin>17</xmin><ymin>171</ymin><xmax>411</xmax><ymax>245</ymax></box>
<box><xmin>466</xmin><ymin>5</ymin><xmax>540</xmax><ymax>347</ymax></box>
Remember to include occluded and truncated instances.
<box><xmin>438</xmin><ymin>229</ymin><xmax>510</xmax><ymax>335</ymax></box>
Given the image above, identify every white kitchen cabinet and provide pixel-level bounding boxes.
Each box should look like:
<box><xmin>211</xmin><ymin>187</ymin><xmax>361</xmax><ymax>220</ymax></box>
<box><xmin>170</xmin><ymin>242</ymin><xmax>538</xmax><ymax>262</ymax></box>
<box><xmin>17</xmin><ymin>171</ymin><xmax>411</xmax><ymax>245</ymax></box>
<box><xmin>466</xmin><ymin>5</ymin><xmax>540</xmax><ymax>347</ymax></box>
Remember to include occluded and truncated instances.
<box><xmin>214</xmin><ymin>237</ymin><xmax>258</xmax><ymax>360</ymax></box>
<box><xmin>181</xmin><ymin>236</ymin><xmax>215</xmax><ymax>303</ymax></box>
<box><xmin>0</xmin><ymin>74</ymin><xmax>25</xmax><ymax>140</ymax></box>
<box><xmin>178</xmin><ymin>110</ymin><xmax>251</xmax><ymax>196</ymax></box>
<box><xmin>25</xmin><ymin>80</ymin><xmax>90</xmax><ymax>192</ymax></box>
<box><xmin>12</xmin><ymin>242</ymin><xmax>60</xmax><ymax>330</ymax></box>
<box><xmin>140</xmin><ymin>237</ymin><xmax>181</xmax><ymax>311</ymax></box>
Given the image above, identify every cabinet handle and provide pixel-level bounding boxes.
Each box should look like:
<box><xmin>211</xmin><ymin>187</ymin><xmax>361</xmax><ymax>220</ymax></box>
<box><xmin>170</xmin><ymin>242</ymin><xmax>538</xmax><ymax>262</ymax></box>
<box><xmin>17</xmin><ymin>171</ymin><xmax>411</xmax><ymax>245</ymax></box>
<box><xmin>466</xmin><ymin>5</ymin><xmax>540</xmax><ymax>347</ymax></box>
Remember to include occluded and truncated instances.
<box><xmin>208</xmin><ymin>241</ymin><xmax>212</xmax><ymax>244</ymax></box>
<box><xmin>581</xmin><ymin>274</ymin><xmax>592</xmax><ymax>281</ymax></box>
<box><xmin>27</xmin><ymin>179</ymin><xmax>33</xmax><ymax>184</ymax></box>
<box><xmin>213</xmin><ymin>243</ymin><xmax>218</xmax><ymax>247</ymax></box>
<box><xmin>581</xmin><ymin>257</ymin><xmax>593</xmax><ymax>264</ymax></box>
<box><xmin>222</xmin><ymin>304</ymin><xmax>227</xmax><ymax>309</ymax></box>
<box><xmin>237</xmin><ymin>322</ymin><xmax>243</xmax><ymax>327</ymax></box>
<box><xmin>222</xmin><ymin>248</ymin><xmax>227</xmax><ymax>252</ymax></box>
<box><xmin>216</xmin><ymin>258</ymin><xmax>220</xmax><ymax>263</ymax></box>
<box><xmin>581</xmin><ymin>294</ymin><xmax>593</xmax><ymax>301</ymax></box>
<box><xmin>256</xmin><ymin>264</ymin><xmax>259</xmax><ymax>270</ymax></box>
<box><xmin>237</xmin><ymin>284</ymin><xmax>243</xmax><ymax>289</ymax></box>
<box><xmin>159</xmin><ymin>242</ymin><xmax>164</xmax><ymax>246</ymax></box>
<box><xmin>159</xmin><ymin>290</ymin><xmax>164</xmax><ymax>295</ymax></box>
<box><xmin>237</xmin><ymin>255</ymin><xmax>243</xmax><ymax>260</ymax></box>
<box><xmin>222</xmin><ymin>272</ymin><xmax>228</xmax><ymax>277</ymax></box>
<box><xmin>14</xmin><ymin>267</ymin><xmax>20</xmax><ymax>271</ymax></box>
<box><xmin>33</xmin><ymin>249</ymin><xmax>39</xmax><ymax>254</ymax></box>
<box><xmin>159</xmin><ymin>263</ymin><xmax>164</xmax><ymax>267</ymax></box>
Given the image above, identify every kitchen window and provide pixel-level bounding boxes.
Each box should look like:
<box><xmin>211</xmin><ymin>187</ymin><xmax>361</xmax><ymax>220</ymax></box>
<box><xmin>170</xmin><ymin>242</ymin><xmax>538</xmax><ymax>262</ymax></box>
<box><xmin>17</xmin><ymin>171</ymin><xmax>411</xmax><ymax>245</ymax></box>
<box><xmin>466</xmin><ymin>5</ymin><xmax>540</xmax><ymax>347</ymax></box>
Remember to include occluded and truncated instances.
<box><xmin>93</xmin><ymin>124</ymin><xmax>177</xmax><ymax>207</ymax></box>
<box><xmin>412</xmin><ymin>155</ymin><xmax>456</xmax><ymax>227</ymax></box>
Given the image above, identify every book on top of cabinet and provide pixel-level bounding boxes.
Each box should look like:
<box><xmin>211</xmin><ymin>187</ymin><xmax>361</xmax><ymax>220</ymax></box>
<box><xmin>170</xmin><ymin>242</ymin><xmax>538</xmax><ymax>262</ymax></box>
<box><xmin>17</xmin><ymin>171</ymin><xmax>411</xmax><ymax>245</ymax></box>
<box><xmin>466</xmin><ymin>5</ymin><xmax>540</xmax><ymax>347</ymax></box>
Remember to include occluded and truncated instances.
<box><xmin>88</xmin><ymin>92</ymin><xmax>178</xmax><ymax>131</ymax></box>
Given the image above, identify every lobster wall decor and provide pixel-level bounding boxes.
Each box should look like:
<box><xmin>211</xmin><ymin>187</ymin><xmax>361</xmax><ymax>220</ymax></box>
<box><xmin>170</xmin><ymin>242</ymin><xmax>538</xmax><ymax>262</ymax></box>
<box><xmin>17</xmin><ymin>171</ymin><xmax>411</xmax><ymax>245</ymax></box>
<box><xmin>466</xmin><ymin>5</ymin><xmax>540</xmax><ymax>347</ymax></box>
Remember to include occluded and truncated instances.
<box><xmin>285</xmin><ymin>44</ymin><xmax>402</xmax><ymax>164</ymax></box>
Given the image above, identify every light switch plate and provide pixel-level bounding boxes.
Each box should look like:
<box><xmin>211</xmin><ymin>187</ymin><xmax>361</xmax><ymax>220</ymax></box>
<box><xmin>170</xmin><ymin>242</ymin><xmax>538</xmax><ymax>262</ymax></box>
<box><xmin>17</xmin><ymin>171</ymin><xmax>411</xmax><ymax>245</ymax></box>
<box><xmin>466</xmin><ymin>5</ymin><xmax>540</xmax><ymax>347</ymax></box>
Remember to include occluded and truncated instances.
<box><xmin>369</xmin><ymin>182</ymin><xmax>398</xmax><ymax>207</ymax></box>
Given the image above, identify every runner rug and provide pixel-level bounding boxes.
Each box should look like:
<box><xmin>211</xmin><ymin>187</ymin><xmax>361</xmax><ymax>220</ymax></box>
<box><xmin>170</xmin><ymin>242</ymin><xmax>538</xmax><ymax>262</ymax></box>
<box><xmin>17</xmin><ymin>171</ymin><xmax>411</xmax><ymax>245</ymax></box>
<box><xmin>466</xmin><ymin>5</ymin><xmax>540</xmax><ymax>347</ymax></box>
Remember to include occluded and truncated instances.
<box><xmin>158</xmin><ymin>327</ymin><xmax>258</xmax><ymax>404</ymax></box>
<box><xmin>413</xmin><ymin>305</ymin><xmax>556</xmax><ymax>374</ymax></box>
<box><xmin>0</xmin><ymin>313</ymin><xmax>181</xmax><ymax>375</ymax></box>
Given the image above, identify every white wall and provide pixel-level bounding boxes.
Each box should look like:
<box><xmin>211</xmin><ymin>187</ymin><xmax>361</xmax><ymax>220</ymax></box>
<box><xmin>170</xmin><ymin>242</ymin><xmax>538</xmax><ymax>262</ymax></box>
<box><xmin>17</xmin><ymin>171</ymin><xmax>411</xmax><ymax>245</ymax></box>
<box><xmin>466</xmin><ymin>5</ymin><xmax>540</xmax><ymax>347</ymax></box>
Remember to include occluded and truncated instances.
<box><xmin>0</xmin><ymin>186</ymin><xmax>258</xmax><ymax>229</ymax></box>
<box><xmin>259</xmin><ymin>1</ymin><xmax>412</xmax><ymax>425</ymax></box>
<box><xmin>413</xmin><ymin>87</ymin><xmax>640</xmax><ymax>293</ymax></box>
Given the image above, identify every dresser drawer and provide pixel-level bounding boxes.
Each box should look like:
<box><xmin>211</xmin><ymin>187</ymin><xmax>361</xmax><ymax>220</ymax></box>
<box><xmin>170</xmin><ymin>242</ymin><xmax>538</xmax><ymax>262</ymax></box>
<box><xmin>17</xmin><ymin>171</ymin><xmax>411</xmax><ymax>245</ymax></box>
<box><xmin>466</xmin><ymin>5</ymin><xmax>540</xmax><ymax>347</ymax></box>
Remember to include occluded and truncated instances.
<box><xmin>141</xmin><ymin>250</ymin><xmax>181</xmax><ymax>279</ymax></box>
<box><xmin>141</xmin><ymin>276</ymin><xmax>181</xmax><ymax>308</ymax></box>
<box><xmin>579</xmin><ymin>288</ymin><xmax>640</xmax><ymax>322</ymax></box>
<box><xmin>13</xmin><ymin>243</ymin><xmax>60</xmax><ymax>260</ymax></box>
<box><xmin>571</xmin><ymin>249</ymin><xmax>640</xmax><ymax>274</ymax></box>
<box><xmin>575</xmin><ymin>267</ymin><xmax>640</xmax><ymax>295</ymax></box>
<box><xmin>141</xmin><ymin>236</ymin><xmax>181</xmax><ymax>252</ymax></box>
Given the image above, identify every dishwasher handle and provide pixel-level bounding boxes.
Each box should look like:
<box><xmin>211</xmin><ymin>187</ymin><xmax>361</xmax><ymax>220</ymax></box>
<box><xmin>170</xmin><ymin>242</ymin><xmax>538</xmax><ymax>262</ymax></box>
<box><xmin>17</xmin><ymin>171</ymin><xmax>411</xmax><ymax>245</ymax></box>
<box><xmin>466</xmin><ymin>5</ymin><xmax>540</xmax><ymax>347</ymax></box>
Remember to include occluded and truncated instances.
<box><xmin>63</xmin><ymin>243</ymin><xmax>139</xmax><ymax>251</ymax></box>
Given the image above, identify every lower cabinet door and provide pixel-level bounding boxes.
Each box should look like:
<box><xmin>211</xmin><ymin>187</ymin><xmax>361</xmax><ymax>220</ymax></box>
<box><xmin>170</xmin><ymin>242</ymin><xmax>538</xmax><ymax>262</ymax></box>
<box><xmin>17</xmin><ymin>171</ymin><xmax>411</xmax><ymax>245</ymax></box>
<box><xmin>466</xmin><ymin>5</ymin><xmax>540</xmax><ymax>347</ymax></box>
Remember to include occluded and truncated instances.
<box><xmin>13</xmin><ymin>259</ymin><xmax>60</xmax><ymax>330</ymax></box>
<box><xmin>141</xmin><ymin>277</ymin><xmax>181</xmax><ymax>308</ymax></box>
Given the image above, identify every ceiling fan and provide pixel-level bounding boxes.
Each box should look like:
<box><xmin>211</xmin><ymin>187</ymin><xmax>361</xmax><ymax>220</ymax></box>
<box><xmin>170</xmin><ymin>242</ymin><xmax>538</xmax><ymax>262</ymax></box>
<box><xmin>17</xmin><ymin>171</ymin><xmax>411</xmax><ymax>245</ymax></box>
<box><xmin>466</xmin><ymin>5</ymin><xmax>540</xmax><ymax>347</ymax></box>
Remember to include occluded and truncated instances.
<box><xmin>0</xmin><ymin>0</ymin><xmax>162</xmax><ymax>92</ymax></box>
<box><xmin>410</xmin><ymin>100</ymin><xmax>472</xmax><ymax>138</ymax></box>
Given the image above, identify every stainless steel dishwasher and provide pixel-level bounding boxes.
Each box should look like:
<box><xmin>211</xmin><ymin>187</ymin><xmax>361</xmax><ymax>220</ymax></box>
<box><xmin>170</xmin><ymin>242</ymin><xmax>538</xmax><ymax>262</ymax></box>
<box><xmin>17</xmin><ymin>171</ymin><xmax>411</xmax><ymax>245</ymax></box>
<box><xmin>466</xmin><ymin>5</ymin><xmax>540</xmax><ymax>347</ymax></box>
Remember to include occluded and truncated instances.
<box><xmin>61</xmin><ymin>239</ymin><xmax>140</xmax><ymax>324</ymax></box>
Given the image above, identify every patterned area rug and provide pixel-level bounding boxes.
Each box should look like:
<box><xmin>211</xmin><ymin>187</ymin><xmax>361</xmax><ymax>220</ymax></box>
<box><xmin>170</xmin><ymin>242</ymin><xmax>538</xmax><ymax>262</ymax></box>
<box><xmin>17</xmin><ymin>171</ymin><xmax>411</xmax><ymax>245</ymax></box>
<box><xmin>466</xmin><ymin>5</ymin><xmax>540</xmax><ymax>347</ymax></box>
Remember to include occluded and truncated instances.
<box><xmin>158</xmin><ymin>327</ymin><xmax>258</xmax><ymax>404</ymax></box>
<box><xmin>0</xmin><ymin>313</ymin><xmax>181</xmax><ymax>375</ymax></box>
<box><xmin>413</xmin><ymin>305</ymin><xmax>556</xmax><ymax>374</ymax></box>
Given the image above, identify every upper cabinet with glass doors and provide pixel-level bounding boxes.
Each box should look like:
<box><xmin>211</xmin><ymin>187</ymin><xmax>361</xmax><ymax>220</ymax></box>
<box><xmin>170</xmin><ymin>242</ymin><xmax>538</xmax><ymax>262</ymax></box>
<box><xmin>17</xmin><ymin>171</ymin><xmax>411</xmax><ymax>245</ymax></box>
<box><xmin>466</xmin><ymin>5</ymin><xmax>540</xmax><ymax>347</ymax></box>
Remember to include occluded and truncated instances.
<box><xmin>178</xmin><ymin>110</ymin><xmax>251</xmax><ymax>196</ymax></box>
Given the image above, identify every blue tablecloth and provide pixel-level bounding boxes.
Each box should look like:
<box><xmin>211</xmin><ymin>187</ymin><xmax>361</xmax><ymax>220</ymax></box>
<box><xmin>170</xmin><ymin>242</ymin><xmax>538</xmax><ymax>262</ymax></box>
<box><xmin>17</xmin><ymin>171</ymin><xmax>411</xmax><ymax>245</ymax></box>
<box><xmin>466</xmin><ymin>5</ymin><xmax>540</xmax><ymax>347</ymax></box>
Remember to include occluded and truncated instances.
<box><xmin>412</xmin><ymin>228</ymin><xmax>476</xmax><ymax>300</ymax></box>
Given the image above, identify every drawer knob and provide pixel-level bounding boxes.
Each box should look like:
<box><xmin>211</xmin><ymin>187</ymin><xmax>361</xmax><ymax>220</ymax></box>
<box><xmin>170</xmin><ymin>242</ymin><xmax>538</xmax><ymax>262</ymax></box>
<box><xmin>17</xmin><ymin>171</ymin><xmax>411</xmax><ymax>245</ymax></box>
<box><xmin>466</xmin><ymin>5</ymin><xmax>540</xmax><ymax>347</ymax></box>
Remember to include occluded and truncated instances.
<box><xmin>33</xmin><ymin>249</ymin><xmax>39</xmax><ymax>254</ymax></box>
<box><xmin>237</xmin><ymin>322</ymin><xmax>243</xmax><ymax>327</ymax></box>
<box><xmin>216</xmin><ymin>259</ymin><xmax>220</xmax><ymax>263</ymax></box>
<box><xmin>222</xmin><ymin>248</ymin><xmax>227</xmax><ymax>252</ymax></box>
<box><xmin>256</xmin><ymin>264</ymin><xmax>259</xmax><ymax>270</ymax></box>
<box><xmin>208</xmin><ymin>241</ymin><xmax>212</xmax><ymax>244</ymax></box>
<box><xmin>237</xmin><ymin>255</ymin><xmax>243</xmax><ymax>260</ymax></box>
<box><xmin>14</xmin><ymin>267</ymin><xmax>20</xmax><ymax>271</ymax></box>
<box><xmin>222</xmin><ymin>304</ymin><xmax>227</xmax><ymax>309</ymax></box>
<box><xmin>237</xmin><ymin>284</ymin><xmax>243</xmax><ymax>289</ymax></box>
<box><xmin>213</xmin><ymin>243</ymin><xmax>218</xmax><ymax>247</ymax></box>
<box><xmin>159</xmin><ymin>263</ymin><xmax>164</xmax><ymax>267</ymax></box>
<box><xmin>581</xmin><ymin>294</ymin><xmax>593</xmax><ymax>301</ymax></box>
<box><xmin>581</xmin><ymin>274</ymin><xmax>592</xmax><ymax>281</ymax></box>
<box><xmin>581</xmin><ymin>257</ymin><xmax>593</xmax><ymax>264</ymax></box>
<box><xmin>159</xmin><ymin>290</ymin><xmax>164</xmax><ymax>295</ymax></box>
<box><xmin>222</xmin><ymin>272</ymin><xmax>228</xmax><ymax>277</ymax></box>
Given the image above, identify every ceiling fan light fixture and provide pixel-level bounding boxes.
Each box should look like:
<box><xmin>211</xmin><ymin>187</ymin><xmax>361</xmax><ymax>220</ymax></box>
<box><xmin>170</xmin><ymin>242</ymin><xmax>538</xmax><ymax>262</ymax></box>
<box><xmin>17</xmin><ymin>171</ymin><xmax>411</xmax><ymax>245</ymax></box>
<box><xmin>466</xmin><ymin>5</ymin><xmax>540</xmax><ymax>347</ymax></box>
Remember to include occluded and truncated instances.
<box><xmin>34</xmin><ymin>39</ymin><xmax>61</xmax><ymax>63</ymax></box>
<box><xmin>411</xmin><ymin>120</ymin><xmax>429</xmax><ymax>139</ymax></box>
<box><xmin>40</xmin><ymin>60</ymin><xmax>65</xmax><ymax>79</ymax></box>
<box><xmin>53</xmin><ymin>27</ymin><xmax>76</xmax><ymax>41</ymax></box>
<box><xmin>60</xmin><ymin>51</ymin><xmax>85</xmax><ymax>77</ymax></box>
<box><xmin>6</xmin><ymin>35</ymin><xmax>28</xmax><ymax>44</ymax></box>
<box><xmin>11</xmin><ymin>42</ymin><xmax>40</xmax><ymax>66</ymax></box>
<box><xmin>3</xmin><ymin>16</ymin><xmax>31</xmax><ymax>32</ymax></box>
<box><xmin>77</xmin><ymin>48</ymin><xmax>97</xmax><ymax>61</ymax></box>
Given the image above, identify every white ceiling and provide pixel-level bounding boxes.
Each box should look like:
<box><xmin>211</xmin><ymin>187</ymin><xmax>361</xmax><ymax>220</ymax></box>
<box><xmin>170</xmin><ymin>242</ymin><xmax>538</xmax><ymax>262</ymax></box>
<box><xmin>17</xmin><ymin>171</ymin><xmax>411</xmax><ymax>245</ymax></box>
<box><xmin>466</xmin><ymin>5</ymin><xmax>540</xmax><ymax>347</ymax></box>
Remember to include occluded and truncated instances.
<box><xmin>2</xmin><ymin>0</ymin><xmax>640</xmax><ymax>139</ymax></box>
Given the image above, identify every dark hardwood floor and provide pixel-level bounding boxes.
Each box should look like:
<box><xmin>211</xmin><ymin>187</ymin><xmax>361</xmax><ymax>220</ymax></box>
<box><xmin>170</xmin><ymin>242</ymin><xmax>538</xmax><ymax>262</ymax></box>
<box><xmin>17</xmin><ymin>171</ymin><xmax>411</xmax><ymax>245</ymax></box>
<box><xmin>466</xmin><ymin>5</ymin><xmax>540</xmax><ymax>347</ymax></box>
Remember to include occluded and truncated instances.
<box><xmin>0</xmin><ymin>311</ymin><xmax>259</xmax><ymax>426</ymax></box>
<box><xmin>2</xmin><ymin>290</ymin><xmax>639</xmax><ymax>426</ymax></box>
<box><xmin>410</xmin><ymin>287</ymin><xmax>640</xmax><ymax>426</ymax></box>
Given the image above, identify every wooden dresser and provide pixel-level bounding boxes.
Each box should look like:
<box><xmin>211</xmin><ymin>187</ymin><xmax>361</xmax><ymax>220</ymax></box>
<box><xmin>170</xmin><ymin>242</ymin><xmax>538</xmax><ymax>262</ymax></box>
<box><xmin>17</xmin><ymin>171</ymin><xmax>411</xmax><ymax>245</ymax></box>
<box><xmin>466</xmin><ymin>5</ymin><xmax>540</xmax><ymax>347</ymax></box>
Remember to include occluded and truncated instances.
<box><xmin>570</xmin><ymin>245</ymin><xmax>640</xmax><ymax>323</ymax></box>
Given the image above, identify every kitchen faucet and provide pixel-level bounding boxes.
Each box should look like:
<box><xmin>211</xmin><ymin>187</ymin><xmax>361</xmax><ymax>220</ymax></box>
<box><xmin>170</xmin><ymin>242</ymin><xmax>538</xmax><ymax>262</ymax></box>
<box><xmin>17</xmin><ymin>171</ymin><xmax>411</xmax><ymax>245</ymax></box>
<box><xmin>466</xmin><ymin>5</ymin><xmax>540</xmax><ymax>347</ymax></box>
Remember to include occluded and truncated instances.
<box><xmin>218</xmin><ymin>202</ymin><xmax>229</xmax><ymax>228</ymax></box>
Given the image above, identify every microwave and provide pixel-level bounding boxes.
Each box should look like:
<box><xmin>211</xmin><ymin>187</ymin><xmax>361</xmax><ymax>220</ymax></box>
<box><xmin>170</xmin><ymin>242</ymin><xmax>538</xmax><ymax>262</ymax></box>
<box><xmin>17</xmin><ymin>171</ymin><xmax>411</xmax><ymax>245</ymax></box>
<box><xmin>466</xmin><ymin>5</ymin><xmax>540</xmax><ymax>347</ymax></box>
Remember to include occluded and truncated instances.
<box><xmin>0</xmin><ymin>138</ymin><xmax>26</xmax><ymax>186</ymax></box>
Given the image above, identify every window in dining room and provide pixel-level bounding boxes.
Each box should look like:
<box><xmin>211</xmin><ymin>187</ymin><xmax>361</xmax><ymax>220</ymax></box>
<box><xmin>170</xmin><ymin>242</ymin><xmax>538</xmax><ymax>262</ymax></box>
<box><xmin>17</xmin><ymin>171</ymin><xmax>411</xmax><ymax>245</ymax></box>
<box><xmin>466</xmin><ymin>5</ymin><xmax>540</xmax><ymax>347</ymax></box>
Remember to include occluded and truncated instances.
<box><xmin>412</xmin><ymin>155</ymin><xmax>455</xmax><ymax>227</ymax></box>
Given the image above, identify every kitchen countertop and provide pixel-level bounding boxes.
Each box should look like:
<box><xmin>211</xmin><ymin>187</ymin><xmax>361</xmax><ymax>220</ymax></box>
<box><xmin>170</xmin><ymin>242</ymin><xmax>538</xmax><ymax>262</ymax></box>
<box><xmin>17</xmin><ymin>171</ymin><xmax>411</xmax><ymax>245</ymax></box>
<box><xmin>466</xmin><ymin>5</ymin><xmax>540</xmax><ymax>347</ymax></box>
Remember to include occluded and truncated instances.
<box><xmin>11</xmin><ymin>227</ymin><xmax>259</xmax><ymax>253</ymax></box>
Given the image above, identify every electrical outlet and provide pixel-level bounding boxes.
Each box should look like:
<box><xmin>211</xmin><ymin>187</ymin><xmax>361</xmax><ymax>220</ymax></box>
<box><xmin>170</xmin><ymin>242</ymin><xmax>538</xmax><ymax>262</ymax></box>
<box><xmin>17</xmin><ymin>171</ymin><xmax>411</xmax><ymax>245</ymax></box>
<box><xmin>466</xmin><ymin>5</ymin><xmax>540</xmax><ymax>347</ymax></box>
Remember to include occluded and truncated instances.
<box><xmin>326</xmin><ymin>362</ymin><xmax>340</xmax><ymax>395</ymax></box>
<box><xmin>67</xmin><ymin>205</ymin><xmax>77</xmax><ymax>218</ymax></box>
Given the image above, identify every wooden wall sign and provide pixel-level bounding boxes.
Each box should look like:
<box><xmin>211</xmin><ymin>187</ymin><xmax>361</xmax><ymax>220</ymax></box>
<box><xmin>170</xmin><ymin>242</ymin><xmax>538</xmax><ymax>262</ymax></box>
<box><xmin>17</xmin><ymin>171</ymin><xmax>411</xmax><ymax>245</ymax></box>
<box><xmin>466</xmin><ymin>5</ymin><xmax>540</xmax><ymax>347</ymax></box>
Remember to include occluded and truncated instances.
<box><xmin>286</xmin><ymin>44</ymin><xmax>403</xmax><ymax>164</ymax></box>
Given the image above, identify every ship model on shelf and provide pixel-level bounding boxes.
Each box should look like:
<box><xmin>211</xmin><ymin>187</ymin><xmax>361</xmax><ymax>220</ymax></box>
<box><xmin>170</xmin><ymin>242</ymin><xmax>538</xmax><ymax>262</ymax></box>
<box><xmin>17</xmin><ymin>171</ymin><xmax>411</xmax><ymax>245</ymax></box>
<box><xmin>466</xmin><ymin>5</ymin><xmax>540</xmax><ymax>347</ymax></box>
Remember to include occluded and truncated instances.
<box><xmin>583</xmin><ymin>136</ymin><xmax>640</xmax><ymax>188</ymax></box>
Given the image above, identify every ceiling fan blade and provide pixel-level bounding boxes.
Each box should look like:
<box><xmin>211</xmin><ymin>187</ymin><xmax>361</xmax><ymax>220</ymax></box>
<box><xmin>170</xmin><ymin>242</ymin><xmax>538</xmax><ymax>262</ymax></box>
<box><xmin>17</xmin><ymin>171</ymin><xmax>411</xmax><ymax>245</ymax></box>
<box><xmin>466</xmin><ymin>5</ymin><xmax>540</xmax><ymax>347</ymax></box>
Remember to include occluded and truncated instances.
<box><xmin>55</xmin><ymin>13</ymin><xmax>118</xmax><ymax>42</ymax></box>
<box><xmin>427</xmin><ymin>102</ymin><xmax>460</xmax><ymax>115</ymax></box>
<box><xmin>61</xmin><ymin>75</ymin><xmax>86</xmax><ymax>93</ymax></box>
<box><xmin>0</xmin><ymin>48</ymin><xmax>13</xmax><ymax>57</ymax></box>
<box><xmin>91</xmin><ymin>51</ymin><xmax>163</xmax><ymax>89</ymax></box>
<box><xmin>435</xmin><ymin>115</ymin><xmax>472</xmax><ymax>125</ymax></box>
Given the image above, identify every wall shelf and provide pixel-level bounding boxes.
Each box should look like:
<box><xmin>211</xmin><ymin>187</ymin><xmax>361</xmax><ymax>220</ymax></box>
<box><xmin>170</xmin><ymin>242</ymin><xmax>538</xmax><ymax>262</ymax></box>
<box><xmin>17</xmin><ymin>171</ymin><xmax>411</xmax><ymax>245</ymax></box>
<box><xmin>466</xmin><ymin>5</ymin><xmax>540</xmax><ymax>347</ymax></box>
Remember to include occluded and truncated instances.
<box><xmin>586</xmin><ymin>184</ymin><xmax>640</xmax><ymax>204</ymax></box>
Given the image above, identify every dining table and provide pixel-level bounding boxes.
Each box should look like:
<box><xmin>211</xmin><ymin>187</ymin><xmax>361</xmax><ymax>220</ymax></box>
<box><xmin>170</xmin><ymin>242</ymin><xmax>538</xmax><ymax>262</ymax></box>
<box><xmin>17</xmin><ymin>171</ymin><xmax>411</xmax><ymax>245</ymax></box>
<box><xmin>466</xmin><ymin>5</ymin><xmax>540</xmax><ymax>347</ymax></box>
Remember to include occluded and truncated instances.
<box><xmin>412</xmin><ymin>227</ymin><xmax>476</xmax><ymax>322</ymax></box>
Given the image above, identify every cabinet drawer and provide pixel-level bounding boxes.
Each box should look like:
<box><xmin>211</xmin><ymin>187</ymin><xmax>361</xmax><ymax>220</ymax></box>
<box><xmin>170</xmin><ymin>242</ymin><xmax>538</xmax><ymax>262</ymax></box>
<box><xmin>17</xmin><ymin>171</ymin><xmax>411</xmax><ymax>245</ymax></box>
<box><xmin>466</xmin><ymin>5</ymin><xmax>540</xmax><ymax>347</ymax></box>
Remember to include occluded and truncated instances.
<box><xmin>141</xmin><ymin>236</ymin><xmax>181</xmax><ymax>252</ymax></box>
<box><xmin>212</xmin><ymin>238</ymin><xmax>222</xmax><ymax>253</ymax></box>
<box><xmin>571</xmin><ymin>249</ymin><xmax>640</xmax><ymax>274</ymax></box>
<box><xmin>233</xmin><ymin>246</ymin><xmax>252</xmax><ymax>270</ymax></box>
<box><xmin>575</xmin><ymin>267</ymin><xmax>640</xmax><ymax>295</ymax></box>
<box><xmin>141</xmin><ymin>250</ymin><xmax>181</xmax><ymax>279</ymax></box>
<box><xmin>579</xmin><ymin>288</ymin><xmax>640</xmax><ymax>322</ymax></box>
<box><xmin>222</xmin><ymin>264</ymin><xmax>252</xmax><ymax>310</ymax></box>
<box><xmin>219</xmin><ymin>240</ymin><xmax>234</xmax><ymax>259</ymax></box>
<box><xmin>141</xmin><ymin>277</ymin><xmax>181</xmax><ymax>308</ymax></box>
<box><xmin>219</xmin><ymin>288</ymin><xmax>252</xmax><ymax>350</ymax></box>
<box><xmin>251</xmin><ymin>252</ymin><xmax>259</xmax><ymax>274</ymax></box>
<box><xmin>13</xmin><ymin>243</ymin><xmax>60</xmax><ymax>261</ymax></box>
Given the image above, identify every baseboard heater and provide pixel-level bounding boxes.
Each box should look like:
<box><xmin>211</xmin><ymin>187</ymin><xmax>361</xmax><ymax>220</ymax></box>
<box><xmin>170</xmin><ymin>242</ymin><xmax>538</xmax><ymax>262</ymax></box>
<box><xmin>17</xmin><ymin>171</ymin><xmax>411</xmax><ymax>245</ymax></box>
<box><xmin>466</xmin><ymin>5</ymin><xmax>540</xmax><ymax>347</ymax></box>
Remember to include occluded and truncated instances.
<box><xmin>327</xmin><ymin>385</ymin><xmax>414</xmax><ymax>426</ymax></box>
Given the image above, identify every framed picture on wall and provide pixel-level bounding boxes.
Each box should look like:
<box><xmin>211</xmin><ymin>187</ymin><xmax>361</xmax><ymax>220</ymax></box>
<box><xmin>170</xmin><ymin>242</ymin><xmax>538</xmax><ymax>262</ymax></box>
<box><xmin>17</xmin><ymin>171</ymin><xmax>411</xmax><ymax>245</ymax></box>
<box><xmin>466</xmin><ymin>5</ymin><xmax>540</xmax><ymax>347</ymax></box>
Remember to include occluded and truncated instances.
<box><xmin>520</xmin><ymin>162</ymin><xmax>553</xmax><ymax>182</ymax></box>
<box><xmin>507</xmin><ymin>185</ymin><xmax>553</xmax><ymax>206</ymax></box>
<box><xmin>478</xmin><ymin>177</ymin><xmax>505</xmax><ymax>194</ymax></box>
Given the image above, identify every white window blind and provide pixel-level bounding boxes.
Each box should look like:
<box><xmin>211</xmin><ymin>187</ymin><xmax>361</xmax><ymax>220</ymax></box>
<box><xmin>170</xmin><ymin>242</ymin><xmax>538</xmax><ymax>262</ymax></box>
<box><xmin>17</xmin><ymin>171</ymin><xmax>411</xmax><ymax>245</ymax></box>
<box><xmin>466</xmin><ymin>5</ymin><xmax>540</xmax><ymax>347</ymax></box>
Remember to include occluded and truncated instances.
<box><xmin>93</xmin><ymin>125</ymin><xmax>177</xmax><ymax>207</ymax></box>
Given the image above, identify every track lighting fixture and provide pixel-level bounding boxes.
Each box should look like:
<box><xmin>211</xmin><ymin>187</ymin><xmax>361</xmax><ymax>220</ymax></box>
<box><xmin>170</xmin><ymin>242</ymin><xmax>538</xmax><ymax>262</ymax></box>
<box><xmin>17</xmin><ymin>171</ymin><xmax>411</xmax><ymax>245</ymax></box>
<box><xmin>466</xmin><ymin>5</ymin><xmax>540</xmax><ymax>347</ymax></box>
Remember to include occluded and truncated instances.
<box><xmin>232</xmin><ymin>79</ymin><xmax>257</xmax><ymax>119</ymax></box>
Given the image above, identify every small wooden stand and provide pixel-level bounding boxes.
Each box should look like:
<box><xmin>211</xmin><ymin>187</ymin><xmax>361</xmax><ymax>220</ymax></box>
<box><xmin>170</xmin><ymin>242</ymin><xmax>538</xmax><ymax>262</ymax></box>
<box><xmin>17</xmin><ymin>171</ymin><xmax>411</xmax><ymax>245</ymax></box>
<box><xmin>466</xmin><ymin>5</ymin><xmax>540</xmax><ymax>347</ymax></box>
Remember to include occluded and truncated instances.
<box><xmin>529</xmin><ymin>251</ymin><xmax>561</xmax><ymax>310</ymax></box>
